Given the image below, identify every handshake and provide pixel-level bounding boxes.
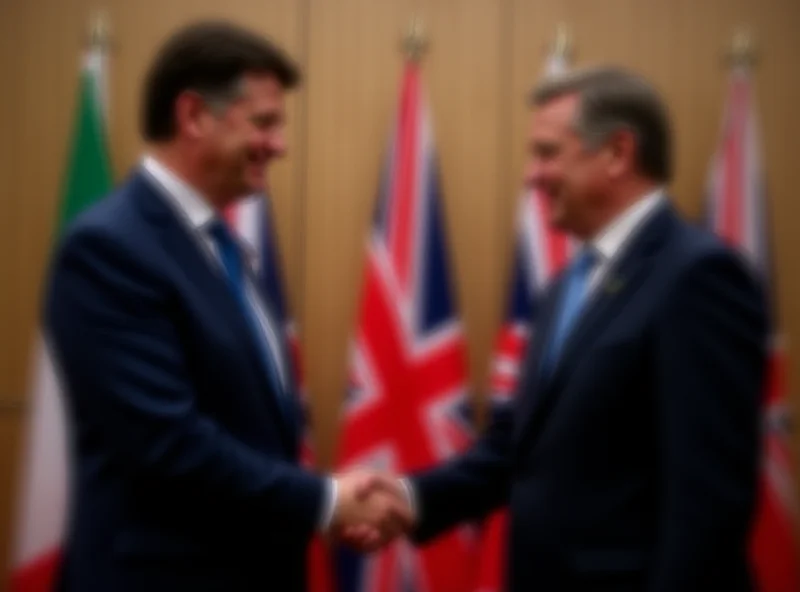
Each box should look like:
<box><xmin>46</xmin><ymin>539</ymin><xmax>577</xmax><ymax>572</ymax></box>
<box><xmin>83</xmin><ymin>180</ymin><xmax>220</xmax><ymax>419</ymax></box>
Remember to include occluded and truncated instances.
<box><xmin>328</xmin><ymin>470</ymin><xmax>415</xmax><ymax>552</ymax></box>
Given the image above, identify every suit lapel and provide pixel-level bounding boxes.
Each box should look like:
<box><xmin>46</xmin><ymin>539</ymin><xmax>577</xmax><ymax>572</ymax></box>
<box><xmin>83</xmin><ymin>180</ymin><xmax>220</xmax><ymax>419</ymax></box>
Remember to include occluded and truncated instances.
<box><xmin>131</xmin><ymin>172</ymin><xmax>299</xmax><ymax>450</ymax></box>
<box><xmin>511</xmin><ymin>275</ymin><xmax>567</xmax><ymax>438</ymax></box>
<box><xmin>513</xmin><ymin>203</ymin><xmax>677</xmax><ymax>453</ymax></box>
<box><xmin>245</xmin><ymin>266</ymin><xmax>304</xmax><ymax>436</ymax></box>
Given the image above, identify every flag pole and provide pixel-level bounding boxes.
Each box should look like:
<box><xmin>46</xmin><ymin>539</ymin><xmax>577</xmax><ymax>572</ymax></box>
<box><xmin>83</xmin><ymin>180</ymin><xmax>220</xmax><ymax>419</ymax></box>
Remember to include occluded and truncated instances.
<box><xmin>402</xmin><ymin>15</ymin><xmax>428</xmax><ymax>62</ymax></box>
<box><xmin>725</xmin><ymin>28</ymin><xmax>757</xmax><ymax>69</ymax></box>
<box><xmin>87</xmin><ymin>9</ymin><xmax>111</xmax><ymax>51</ymax></box>
<box><xmin>550</xmin><ymin>23</ymin><xmax>573</xmax><ymax>62</ymax></box>
<box><xmin>84</xmin><ymin>9</ymin><xmax>112</xmax><ymax>138</ymax></box>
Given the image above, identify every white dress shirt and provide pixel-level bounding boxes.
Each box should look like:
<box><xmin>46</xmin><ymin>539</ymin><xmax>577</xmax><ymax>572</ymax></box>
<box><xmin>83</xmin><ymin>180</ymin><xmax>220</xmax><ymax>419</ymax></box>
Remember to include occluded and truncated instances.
<box><xmin>584</xmin><ymin>187</ymin><xmax>666</xmax><ymax>294</ymax></box>
<box><xmin>141</xmin><ymin>156</ymin><xmax>336</xmax><ymax>532</ymax></box>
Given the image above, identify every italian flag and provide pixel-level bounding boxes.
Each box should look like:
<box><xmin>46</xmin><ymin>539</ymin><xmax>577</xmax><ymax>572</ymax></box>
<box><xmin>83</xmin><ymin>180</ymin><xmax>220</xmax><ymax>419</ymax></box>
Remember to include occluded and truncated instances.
<box><xmin>10</xmin><ymin>43</ymin><xmax>112</xmax><ymax>591</ymax></box>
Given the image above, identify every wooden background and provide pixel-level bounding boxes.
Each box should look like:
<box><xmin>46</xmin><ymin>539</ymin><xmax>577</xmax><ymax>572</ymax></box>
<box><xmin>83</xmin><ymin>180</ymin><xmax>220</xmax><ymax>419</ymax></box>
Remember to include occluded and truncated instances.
<box><xmin>1</xmin><ymin>0</ymin><xmax>798</xmax><ymax>585</ymax></box>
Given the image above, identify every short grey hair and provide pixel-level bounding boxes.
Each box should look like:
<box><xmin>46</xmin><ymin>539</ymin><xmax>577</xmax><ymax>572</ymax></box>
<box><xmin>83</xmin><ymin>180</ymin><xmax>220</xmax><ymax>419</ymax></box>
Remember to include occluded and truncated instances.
<box><xmin>530</xmin><ymin>66</ymin><xmax>672</xmax><ymax>182</ymax></box>
<box><xmin>200</xmin><ymin>76</ymin><xmax>248</xmax><ymax>115</ymax></box>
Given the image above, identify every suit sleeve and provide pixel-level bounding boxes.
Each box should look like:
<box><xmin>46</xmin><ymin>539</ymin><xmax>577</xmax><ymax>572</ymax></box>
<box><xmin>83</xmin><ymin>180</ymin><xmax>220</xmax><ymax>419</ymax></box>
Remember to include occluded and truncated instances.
<box><xmin>408</xmin><ymin>395</ymin><xmax>516</xmax><ymax>543</ymax></box>
<box><xmin>650</xmin><ymin>249</ymin><xmax>769</xmax><ymax>591</ymax></box>
<box><xmin>406</xmin><ymin>278</ymin><xmax>563</xmax><ymax>544</ymax></box>
<box><xmin>44</xmin><ymin>227</ymin><xmax>326</xmax><ymax>538</ymax></box>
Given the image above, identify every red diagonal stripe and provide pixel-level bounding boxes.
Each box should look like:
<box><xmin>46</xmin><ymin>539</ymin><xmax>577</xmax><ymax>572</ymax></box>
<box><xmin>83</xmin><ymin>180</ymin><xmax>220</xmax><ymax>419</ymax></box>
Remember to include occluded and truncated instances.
<box><xmin>413</xmin><ymin>340</ymin><xmax>466</xmax><ymax>400</ymax></box>
<box><xmin>338</xmin><ymin>266</ymin><xmax>404</xmax><ymax>460</ymax></box>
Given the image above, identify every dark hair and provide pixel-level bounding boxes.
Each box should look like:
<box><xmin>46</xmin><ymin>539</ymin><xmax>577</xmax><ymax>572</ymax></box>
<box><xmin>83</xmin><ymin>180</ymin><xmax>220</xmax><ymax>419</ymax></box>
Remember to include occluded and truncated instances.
<box><xmin>141</xmin><ymin>21</ymin><xmax>300</xmax><ymax>141</ymax></box>
<box><xmin>530</xmin><ymin>66</ymin><xmax>672</xmax><ymax>182</ymax></box>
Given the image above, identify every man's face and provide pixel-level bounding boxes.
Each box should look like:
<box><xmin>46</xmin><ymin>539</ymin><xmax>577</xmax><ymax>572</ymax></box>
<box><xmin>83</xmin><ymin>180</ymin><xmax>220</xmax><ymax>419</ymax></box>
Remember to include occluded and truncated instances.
<box><xmin>523</xmin><ymin>93</ymin><xmax>611</xmax><ymax>238</ymax></box>
<box><xmin>192</xmin><ymin>73</ymin><xmax>288</xmax><ymax>201</ymax></box>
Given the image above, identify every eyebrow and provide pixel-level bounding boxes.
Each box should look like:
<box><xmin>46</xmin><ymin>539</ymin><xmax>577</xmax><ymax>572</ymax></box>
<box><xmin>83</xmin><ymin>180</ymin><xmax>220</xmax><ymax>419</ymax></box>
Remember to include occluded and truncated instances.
<box><xmin>251</xmin><ymin>112</ymin><xmax>282</xmax><ymax>125</ymax></box>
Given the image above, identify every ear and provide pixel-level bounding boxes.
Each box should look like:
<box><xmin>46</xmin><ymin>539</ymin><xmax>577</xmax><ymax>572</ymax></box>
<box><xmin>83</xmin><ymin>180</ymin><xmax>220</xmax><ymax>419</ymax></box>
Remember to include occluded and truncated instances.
<box><xmin>174</xmin><ymin>90</ymin><xmax>209</xmax><ymax>140</ymax></box>
<box><xmin>606</xmin><ymin>128</ymin><xmax>637</xmax><ymax>179</ymax></box>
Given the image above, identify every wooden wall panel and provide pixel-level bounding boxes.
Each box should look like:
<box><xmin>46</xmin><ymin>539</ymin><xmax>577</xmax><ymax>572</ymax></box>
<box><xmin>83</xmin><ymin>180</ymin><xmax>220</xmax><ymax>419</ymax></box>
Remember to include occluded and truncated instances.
<box><xmin>0</xmin><ymin>0</ymin><xmax>19</xmax><ymax>403</ymax></box>
<box><xmin>3</xmin><ymin>0</ymin><xmax>98</xmax><ymax>406</ymax></box>
<box><xmin>0</xmin><ymin>414</ymin><xmax>24</xmax><ymax>589</ymax></box>
<box><xmin>303</xmin><ymin>0</ymin><xmax>506</xmax><ymax>466</ymax></box>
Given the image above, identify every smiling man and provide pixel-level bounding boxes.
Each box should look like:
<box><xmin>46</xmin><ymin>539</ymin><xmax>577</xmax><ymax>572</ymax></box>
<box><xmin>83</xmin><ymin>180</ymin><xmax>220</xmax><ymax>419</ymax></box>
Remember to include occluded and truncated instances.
<box><xmin>43</xmin><ymin>21</ymin><xmax>409</xmax><ymax>592</ymax></box>
<box><xmin>356</xmin><ymin>66</ymin><xmax>770</xmax><ymax>592</ymax></box>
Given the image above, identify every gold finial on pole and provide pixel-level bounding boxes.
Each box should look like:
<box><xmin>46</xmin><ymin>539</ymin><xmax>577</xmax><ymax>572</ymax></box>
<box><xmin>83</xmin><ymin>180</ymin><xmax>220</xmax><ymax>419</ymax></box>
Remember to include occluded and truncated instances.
<box><xmin>87</xmin><ymin>9</ymin><xmax>111</xmax><ymax>50</ymax></box>
<box><xmin>550</xmin><ymin>23</ymin><xmax>572</xmax><ymax>61</ymax></box>
<box><xmin>402</xmin><ymin>16</ymin><xmax>428</xmax><ymax>62</ymax></box>
<box><xmin>725</xmin><ymin>28</ymin><xmax>757</xmax><ymax>68</ymax></box>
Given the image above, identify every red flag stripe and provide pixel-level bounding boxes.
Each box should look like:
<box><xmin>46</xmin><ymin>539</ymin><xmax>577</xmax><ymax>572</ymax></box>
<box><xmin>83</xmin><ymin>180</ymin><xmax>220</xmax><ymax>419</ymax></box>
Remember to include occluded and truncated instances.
<box><xmin>9</xmin><ymin>548</ymin><xmax>62</xmax><ymax>592</ymax></box>
<box><xmin>719</xmin><ymin>78</ymin><xmax>746</xmax><ymax>245</ymax></box>
<box><xmin>389</xmin><ymin>64</ymin><xmax>420</xmax><ymax>290</ymax></box>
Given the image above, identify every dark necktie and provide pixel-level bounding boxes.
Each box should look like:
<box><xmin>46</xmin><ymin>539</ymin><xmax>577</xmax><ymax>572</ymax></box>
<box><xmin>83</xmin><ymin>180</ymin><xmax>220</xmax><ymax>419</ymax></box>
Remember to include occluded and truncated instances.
<box><xmin>208</xmin><ymin>219</ymin><xmax>294</xmax><ymax>426</ymax></box>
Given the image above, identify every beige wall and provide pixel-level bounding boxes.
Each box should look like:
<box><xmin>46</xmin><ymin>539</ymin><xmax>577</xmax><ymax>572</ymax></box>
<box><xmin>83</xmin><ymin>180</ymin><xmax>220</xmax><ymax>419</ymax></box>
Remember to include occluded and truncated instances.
<box><xmin>1</xmin><ymin>0</ymin><xmax>798</xmax><ymax>585</ymax></box>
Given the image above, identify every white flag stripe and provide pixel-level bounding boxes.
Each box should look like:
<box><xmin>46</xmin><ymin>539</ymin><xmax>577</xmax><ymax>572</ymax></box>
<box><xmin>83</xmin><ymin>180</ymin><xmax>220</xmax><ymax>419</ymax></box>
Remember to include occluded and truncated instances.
<box><xmin>13</xmin><ymin>338</ymin><xmax>69</xmax><ymax>565</ymax></box>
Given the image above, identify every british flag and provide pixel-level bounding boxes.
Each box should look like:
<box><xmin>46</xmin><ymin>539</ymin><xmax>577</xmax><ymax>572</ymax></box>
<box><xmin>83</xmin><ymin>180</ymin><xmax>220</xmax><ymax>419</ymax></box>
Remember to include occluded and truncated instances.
<box><xmin>472</xmin><ymin>54</ymin><xmax>570</xmax><ymax>592</ymax></box>
<box><xmin>334</xmin><ymin>60</ymin><xmax>478</xmax><ymax>592</ymax></box>
<box><xmin>704</xmin><ymin>65</ymin><xmax>798</xmax><ymax>592</ymax></box>
<box><xmin>224</xmin><ymin>195</ymin><xmax>334</xmax><ymax>592</ymax></box>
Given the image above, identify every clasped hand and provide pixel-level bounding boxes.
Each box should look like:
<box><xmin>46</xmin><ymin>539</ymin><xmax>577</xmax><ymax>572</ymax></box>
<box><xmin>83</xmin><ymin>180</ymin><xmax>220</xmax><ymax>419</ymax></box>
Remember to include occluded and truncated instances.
<box><xmin>329</xmin><ymin>471</ymin><xmax>413</xmax><ymax>552</ymax></box>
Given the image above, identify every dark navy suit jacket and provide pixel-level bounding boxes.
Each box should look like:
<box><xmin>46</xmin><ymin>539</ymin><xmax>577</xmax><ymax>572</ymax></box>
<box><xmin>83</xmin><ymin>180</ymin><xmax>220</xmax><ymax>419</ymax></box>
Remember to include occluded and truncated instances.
<box><xmin>44</xmin><ymin>171</ymin><xmax>324</xmax><ymax>592</ymax></box>
<box><xmin>410</xmin><ymin>203</ymin><xmax>769</xmax><ymax>592</ymax></box>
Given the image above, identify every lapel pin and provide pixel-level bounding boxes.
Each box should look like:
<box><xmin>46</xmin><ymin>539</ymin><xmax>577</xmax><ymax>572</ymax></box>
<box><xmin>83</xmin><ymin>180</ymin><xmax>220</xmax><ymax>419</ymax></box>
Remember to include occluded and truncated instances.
<box><xmin>604</xmin><ymin>276</ymin><xmax>625</xmax><ymax>295</ymax></box>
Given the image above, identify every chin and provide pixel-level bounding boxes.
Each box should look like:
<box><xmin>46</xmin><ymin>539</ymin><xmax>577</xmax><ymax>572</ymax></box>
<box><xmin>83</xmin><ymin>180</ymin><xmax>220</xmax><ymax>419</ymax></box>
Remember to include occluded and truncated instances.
<box><xmin>243</xmin><ymin>176</ymin><xmax>264</xmax><ymax>195</ymax></box>
<box><xmin>547</xmin><ymin>208</ymin><xmax>567</xmax><ymax>230</ymax></box>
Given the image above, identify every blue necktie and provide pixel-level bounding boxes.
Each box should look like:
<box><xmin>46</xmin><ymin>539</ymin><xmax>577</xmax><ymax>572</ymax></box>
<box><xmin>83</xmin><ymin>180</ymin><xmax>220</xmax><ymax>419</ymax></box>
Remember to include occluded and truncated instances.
<box><xmin>541</xmin><ymin>248</ymin><xmax>598</xmax><ymax>375</ymax></box>
<box><xmin>209</xmin><ymin>220</ymin><xmax>293</xmax><ymax>425</ymax></box>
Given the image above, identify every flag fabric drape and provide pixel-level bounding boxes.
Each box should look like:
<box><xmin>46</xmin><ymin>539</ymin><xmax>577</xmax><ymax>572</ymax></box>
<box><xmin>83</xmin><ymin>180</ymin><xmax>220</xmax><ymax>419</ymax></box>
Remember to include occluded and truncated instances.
<box><xmin>704</xmin><ymin>65</ymin><xmax>799</xmax><ymax>592</ymax></box>
<box><xmin>334</xmin><ymin>59</ymin><xmax>478</xmax><ymax>592</ymax></box>
<box><xmin>10</xmin><ymin>45</ymin><xmax>113</xmax><ymax>591</ymax></box>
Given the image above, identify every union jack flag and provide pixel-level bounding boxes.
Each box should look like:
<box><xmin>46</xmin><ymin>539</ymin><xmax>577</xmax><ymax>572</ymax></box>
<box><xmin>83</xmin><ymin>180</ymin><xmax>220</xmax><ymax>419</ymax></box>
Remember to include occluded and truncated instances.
<box><xmin>334</xmin><ymin>60</ymin><xmax>478</xmax><ymax>592</ymax></box>
<box><xmin>225</xmin><ymin>195</ymin><xmax>334</xmax><ymax>592</ymax></box>
<box><xmin>472</xmin><ymin>53</ymin><xmax>571</xmax><ymax>592</ymax></box>
<box><xmin>704</xmin><ymin>64</ymin><xmax>798</xmax><ymax>592</ymax></box>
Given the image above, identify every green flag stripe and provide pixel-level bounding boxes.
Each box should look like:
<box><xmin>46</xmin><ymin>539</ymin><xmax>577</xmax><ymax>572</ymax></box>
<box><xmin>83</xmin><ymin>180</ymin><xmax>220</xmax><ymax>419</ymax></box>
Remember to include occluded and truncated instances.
<box><xmin>57</xmin><ymin>58</ymin><xmax>113</xmax><ymax>234</ymax></box>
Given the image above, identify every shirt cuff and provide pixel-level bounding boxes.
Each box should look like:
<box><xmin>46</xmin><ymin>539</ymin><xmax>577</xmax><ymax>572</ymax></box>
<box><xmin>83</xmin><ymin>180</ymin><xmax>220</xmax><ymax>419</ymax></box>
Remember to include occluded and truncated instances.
<box><xmin>319</xmin><ymin>477</ymin><xmax>337</xmax><ymax>532</ymax></box>
<box><xmin>399</xmin><ymin>477</ymin><xmax>419</xmax><ymax>523</ymax></box>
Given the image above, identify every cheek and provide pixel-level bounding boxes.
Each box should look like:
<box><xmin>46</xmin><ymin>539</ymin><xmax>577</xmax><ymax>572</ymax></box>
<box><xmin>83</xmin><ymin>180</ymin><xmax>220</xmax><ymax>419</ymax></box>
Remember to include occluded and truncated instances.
<box><xmin>539</xmin><ymin>159</ymin><xmax>563</xmax><ymax>182</ymax></box>
<box><xmin>245</xmin><ymin>130</ymin><xmax>269</xmax><ymax>151</ymax></box>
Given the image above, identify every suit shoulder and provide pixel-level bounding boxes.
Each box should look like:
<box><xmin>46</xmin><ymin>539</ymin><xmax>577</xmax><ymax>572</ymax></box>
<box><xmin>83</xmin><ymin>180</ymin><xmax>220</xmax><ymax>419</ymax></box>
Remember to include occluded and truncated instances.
<box><xmin>666</xmin><ymin>220</ymin><xmax>767</xmax><ymax>311</ymax></box>
<box><xmin>670</xmin><ymin>220</ymin><xmax>758</xmax><ymax>280</ymax></box>
<box><xmin>57</xmin><ymin>189</ymin><xmax>116</xmax><ymax>244</ymax></box>
<box><xmin>47</xmin><ymin>181</ymin><xmax>166</xmax><ymax>298</ymax></box>
<box><xmin>55</xmin><ymin>179</ymin><xmax>150</xmax><ymax>259</ymax></box>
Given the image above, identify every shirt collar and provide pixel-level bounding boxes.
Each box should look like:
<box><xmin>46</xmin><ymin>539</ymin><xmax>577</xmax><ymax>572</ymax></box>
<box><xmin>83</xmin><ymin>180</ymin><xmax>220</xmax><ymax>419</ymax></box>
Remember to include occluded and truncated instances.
<box><xmin>141</xmin><ymin>155</ymin><xmax>260</xmax><ymax>268</ymax></box>
<box><xmin>588</xmin><ymin>187</ymin><xmax>666</xmax><ymax>263</ymax></box>
<box><xmin>141</xmin><ymin>155</ymin><xmax>216</xmax><ymax>230</ymax></box>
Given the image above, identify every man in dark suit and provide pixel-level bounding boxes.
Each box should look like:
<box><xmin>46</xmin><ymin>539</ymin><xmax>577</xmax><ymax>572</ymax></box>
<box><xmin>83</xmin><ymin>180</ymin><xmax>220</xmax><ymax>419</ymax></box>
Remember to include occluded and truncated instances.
<box><xmin>354</xmin><ymin>67</ymin><xmax>770</xmax><ymax>591</ymax></box>
<box><xmin>44</xmin><ymin>21</ymin><xmax>408</xmax><ymax>592</ymax></box>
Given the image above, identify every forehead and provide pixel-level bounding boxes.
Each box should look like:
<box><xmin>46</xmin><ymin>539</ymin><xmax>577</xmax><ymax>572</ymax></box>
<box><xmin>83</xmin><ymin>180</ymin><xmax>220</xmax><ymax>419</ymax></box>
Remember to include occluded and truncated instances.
<box><xmin>530</xmin><ymin>93</ymin><xmax>580</xmax><ymax>137</ymax></box>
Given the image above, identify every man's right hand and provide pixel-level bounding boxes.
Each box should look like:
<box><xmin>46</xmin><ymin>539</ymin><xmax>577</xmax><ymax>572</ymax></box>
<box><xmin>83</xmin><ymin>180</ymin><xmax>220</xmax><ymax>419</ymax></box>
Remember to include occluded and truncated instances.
<box><xmin>330</xmin><ymin>470</ymin><xmax>414</xmax><ymax>552</ymax></box>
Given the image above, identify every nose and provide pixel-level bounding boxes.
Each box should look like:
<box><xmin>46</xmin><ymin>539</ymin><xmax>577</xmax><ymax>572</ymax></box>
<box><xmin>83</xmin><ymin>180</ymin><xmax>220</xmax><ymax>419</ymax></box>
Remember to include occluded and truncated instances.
<box><xmin>523</xmin><ymin>157</ymin><xmax>542</xmax><ymax>189</ymax></box>
<box><xmin>268</xmin><ymin>129</ymin><xmax>287</xmax><ymax>157</ymax></box>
